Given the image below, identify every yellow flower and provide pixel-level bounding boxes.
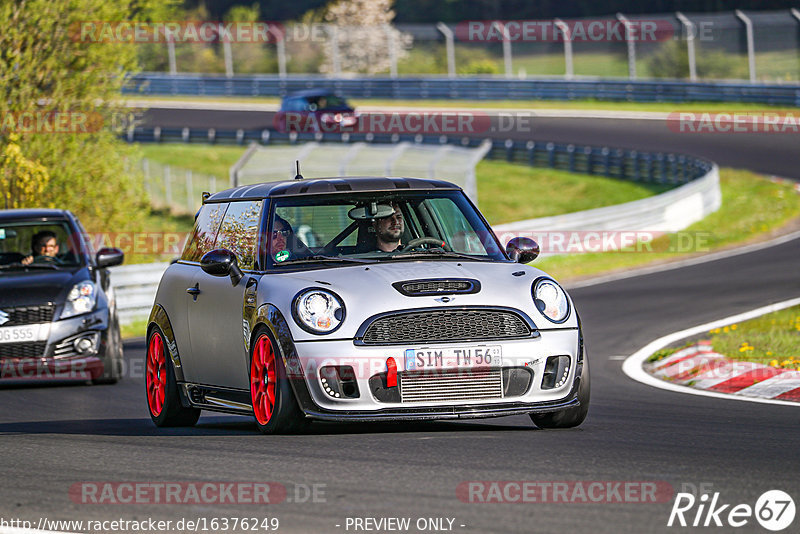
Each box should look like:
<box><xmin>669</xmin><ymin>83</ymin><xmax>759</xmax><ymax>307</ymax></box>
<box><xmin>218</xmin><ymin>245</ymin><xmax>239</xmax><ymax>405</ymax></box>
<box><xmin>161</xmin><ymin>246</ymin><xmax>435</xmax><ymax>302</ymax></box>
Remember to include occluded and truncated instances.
<box><xmin>723</xmin><ymin>326</ymin><xmax>730</xmax><ymax>333</ymax></box>
<box><xmin>770</xmin><ymin>359</ymin><xmax>779</xmax><ymax>367</ymax></box>
<box><xmin>731</xmin><ymin>324</ymin><xmax>737</xmax><ymax>330</ymax></box>
<box><xmin>767</xmin><ymin>351</ymin><xmax>773</xmax><ymax>356</ymax></box>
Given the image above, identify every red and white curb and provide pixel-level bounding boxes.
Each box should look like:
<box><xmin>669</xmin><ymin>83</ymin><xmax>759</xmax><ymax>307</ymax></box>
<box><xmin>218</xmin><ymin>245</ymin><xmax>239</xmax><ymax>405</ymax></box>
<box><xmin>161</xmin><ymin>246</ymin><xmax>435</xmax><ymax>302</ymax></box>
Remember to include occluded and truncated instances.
<box><xmin>645</xmin><ymin>341</ymin><xmax>800</xmax><ymax>402</ymax></box>
<box><xmin>623</xmin><ymin>296</ymin><xmax>800</xmax><ymax>406</ymax></box>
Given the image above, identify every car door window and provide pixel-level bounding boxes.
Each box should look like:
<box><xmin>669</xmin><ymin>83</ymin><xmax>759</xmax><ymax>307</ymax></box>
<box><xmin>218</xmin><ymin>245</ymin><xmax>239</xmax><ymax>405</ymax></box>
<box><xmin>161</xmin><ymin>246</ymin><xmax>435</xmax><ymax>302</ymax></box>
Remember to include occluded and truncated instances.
<box><xmin>215</xmin><ymin>200</ymin><xmax>263</xmax><ymax>270</ymax></box>
<box><xmin>181</xmin><ymin>203</ymin><xmax>228</xmax><ymax>262</ymax></box>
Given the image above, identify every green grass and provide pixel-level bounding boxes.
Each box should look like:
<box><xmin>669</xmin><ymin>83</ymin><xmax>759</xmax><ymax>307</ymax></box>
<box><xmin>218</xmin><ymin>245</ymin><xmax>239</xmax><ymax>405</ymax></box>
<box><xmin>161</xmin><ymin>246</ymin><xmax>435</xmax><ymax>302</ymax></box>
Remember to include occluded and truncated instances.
<box><xmin>533</xmin><ymin>168</ymin><xmax>800</xmax><ymax>280</ymax></box>
<box><xmin>476</xmin><ymin>160</ymin><xmax>670</xmax><ymax>224</ymax></box>
<box><xmin>139</xmin><ymin>144</ymin><xmax>245</xmax><ymax>178</ymax></box>
<box><xmin>708</xmin><ymin>306</ymin><xmax>800</xmax><ymax>369</ymax></box>
<box><xmin>121</xmin><ymin>317</ymin><xmax>149</xmax><ymax>340</ymax></box>
<box><xmin>126</xmin><ymin>94</ymin><xmax>800</xmax><ymax>114</ymax></box>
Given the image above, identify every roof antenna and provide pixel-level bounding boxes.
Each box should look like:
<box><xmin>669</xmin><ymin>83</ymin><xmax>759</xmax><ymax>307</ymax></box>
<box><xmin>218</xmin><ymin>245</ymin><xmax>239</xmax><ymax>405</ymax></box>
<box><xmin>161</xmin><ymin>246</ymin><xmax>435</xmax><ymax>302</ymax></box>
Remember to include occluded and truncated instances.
<box><xmin>293</xmin><ymin>160</ymin><xmax>304</xmax><ymax>180</ymax></box>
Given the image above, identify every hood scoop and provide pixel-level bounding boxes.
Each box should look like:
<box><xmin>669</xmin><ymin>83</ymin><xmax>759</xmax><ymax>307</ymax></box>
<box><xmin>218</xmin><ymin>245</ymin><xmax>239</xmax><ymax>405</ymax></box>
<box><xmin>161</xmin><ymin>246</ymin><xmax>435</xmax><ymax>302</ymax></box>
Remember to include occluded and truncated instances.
<box><xmin>392</xmin><ymin>278</ymin><xmax>481</xmax><ymax>297</ymax></box>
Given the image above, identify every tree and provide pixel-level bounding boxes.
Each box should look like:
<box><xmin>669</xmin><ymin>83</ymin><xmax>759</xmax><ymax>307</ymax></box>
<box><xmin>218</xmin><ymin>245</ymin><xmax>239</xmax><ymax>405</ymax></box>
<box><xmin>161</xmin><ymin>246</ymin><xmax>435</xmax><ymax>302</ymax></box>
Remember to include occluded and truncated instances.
<box><xmin>320</xmin><ymin>0</ymin><xmax>412</xmax><ymax>75</ymax></box>
<box><xmin>0</xmin><ymin>0</ymin><xmax>178</xmax><ymax>230</ymax></box>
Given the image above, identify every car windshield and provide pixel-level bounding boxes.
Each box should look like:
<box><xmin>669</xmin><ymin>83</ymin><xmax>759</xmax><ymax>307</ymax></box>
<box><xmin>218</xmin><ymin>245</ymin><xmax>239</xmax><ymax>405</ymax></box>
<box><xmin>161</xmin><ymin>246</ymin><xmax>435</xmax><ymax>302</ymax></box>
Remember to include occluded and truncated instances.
<box><xmin>0</xmin><ymin>219</ymin><xmax>85</xmax><ymax>272</ymax></box>
<box><xmin>267</xmin><ymin>190</ymin><xmax>507</xmax><ymax>269</ymax></box>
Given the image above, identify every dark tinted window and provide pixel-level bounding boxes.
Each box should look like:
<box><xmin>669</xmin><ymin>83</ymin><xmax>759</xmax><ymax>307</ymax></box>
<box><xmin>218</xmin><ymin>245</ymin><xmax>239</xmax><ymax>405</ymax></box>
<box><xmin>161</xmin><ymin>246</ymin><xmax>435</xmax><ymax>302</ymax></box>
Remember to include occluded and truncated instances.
<box><xmin>0</xmin><ymin>220</ymin><xmax>84</xmax><ymax>269</ymax></box>
<box><xmin>216</xmin><ymin>200</ymin><xmax>263</xmax><ymax>270</ymax></box>
<box><xmin>181</xmin><ymin>203</ymin><xmax>228</xmax><ymax>262</ymax></box>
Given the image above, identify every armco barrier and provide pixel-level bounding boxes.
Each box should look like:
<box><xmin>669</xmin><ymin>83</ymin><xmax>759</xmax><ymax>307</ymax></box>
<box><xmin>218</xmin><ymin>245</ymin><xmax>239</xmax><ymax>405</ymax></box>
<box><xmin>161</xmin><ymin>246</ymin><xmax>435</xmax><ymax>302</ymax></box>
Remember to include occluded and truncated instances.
<box><xmin>125</xmin><ymin>73</ymin><xmax>800</xmax><ymax>106</ymax></box>
<box><xmin>126</xmin><ymin>127</ymin><xmax>713</xmax><ymax>186</ymax></box>
<box><xmin>109</xmin><ymin>262</ymin><xmax>169</xmax><ymax>324</ymax></box>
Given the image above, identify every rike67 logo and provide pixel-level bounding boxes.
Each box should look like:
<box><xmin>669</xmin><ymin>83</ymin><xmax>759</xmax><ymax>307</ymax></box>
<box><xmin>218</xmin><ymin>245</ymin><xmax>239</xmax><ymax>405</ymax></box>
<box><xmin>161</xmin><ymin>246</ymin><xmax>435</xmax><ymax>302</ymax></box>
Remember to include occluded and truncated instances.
<box><xmin>668</xmin><ymin>489</ymin><xmax>795</xmax><ymax>531</ymax></box>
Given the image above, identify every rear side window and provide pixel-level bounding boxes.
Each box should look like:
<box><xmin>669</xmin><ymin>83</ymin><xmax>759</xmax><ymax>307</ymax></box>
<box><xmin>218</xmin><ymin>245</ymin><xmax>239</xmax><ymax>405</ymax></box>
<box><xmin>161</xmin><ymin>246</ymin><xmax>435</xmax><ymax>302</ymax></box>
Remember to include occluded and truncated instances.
<box><xmin>215</xmin><ymin>200</ymin><xmax>263</xmax><ymax>270</ymax></box>
<box><xmin>181</xmin><ymin>203</ymin><xmax>228</xmax><ymax>262</ymax></box>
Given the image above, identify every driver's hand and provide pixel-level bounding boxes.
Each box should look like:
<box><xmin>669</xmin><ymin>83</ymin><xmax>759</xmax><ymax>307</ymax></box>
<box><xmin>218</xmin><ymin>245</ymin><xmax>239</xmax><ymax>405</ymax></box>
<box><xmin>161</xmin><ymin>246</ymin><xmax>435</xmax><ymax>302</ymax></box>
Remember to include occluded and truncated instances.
<box><xmin>21</xmin><ymin>255</ymin><xmax>33</xmax><ymax>265</ymax></box>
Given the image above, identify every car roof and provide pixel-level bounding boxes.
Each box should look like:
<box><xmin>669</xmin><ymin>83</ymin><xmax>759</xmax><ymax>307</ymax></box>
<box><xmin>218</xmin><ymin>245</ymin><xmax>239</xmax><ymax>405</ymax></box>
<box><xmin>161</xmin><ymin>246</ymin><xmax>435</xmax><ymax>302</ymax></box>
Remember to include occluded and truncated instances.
<box><xmin>283</xmin><ymin>89</ymin><xmax>339</xmax><ymax>99</ymax></box>
<box><xmin>0</xmin><ymin>209</ymin><xmax>73</xmax><ymax>222</ymax></box>
<box><xmin>207</xmin><ymin>176</ymin><xmax>462</xmax><ymax>202</ymax></box>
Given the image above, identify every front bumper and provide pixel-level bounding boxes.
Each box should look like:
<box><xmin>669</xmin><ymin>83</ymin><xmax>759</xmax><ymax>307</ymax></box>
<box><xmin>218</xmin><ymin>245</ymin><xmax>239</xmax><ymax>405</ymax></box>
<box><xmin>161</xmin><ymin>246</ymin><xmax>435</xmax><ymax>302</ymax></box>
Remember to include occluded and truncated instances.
<box><xmin>0</xmin><ymin>308</ymin><xmax>111</xmax><ymax>382</ymax></box>
<box><xmin>286</xmin><ymin>328</ymin><xmax>583</xmax><ymax>422</ymax></box>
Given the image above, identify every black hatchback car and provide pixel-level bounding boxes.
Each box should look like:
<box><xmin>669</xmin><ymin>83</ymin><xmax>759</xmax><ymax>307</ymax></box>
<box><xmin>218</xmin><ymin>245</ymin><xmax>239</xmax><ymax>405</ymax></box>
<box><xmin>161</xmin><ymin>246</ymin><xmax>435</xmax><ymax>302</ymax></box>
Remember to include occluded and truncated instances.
<box><xmin>0</xmin><ymin>209</ymin><xmax>124</xmax><ymax>384</ymax></box>
<box><xmin>274</xmin><ymin>89</ymin><xmax>357</xmax><ymax>133</ymax></box>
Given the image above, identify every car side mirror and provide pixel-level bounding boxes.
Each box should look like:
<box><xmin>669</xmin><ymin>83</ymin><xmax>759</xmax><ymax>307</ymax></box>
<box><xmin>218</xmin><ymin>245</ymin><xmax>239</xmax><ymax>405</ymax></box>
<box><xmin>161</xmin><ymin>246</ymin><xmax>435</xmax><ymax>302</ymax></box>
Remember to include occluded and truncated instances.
<box><xmin>96</xmin><ymin>247</ymin><xmax>124</xmax><ymax>268</ymax></box>
<box><xmin>506</xmin><ymin>237</ymin><xmax>539</xmax><ymax>264</ymax></box>
<box><xmin>201</xmin><ymin>248</ymin><xmax>244</xmax><ymax>286</ymax></box>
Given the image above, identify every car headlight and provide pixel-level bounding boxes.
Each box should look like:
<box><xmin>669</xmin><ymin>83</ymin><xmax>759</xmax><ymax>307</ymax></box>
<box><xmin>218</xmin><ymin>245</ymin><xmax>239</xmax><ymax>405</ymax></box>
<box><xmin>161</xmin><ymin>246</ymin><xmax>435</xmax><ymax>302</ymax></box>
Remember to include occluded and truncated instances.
<box><xmin>293</xmin><ymin>289</ymin><xmax>345</xmax><ymax>334</ymax></box>
<box><xmin>533</xmin><ymin>278</ymin><xmax>570</xmax><ymax>323</ymax></box>
<box><xmin>61</xmin><ymin>281</ymin><xmax>97</xmax><ymax>319</ymax></box>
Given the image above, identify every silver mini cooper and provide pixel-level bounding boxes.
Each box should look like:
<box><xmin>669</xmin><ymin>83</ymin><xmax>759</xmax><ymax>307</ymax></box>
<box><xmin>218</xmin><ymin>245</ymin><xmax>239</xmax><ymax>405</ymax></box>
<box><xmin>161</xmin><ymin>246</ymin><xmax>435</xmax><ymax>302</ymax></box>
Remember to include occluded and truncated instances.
<box><xmin>146</xmin><ymin>176</ymin><xmax>589</xmax><ymax>433</ymax></box>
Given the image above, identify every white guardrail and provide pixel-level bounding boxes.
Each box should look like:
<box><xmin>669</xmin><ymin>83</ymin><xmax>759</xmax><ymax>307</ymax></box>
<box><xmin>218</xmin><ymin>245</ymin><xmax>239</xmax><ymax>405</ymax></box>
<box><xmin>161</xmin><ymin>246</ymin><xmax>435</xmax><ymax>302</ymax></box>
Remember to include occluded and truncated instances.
<box><xmin>111</xmin><ymin>164</ymin><xmax>721</xmax><ymax>325</ymax></box>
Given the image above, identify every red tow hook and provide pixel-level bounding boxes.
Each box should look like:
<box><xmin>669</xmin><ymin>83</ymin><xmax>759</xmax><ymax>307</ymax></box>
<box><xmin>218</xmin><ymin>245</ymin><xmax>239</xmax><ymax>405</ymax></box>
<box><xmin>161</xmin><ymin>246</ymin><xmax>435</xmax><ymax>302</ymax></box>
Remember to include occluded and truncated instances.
<box><xmin>386</xmin><ymin>357</ymin><xmax>398</xmax><ymax>388</ymax></box>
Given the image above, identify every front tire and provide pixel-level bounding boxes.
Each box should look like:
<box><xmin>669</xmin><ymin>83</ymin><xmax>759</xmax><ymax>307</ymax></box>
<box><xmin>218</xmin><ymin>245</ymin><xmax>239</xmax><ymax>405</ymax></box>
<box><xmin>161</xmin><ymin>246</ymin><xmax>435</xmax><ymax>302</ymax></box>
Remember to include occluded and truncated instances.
<box><xmin>146</xmin><ymin>326</ymin><xmax>200</xmax><ymax>427</ymax></box>
<box><xmin>93</xmin><ymin>311</ymin><xmax>123</xmax><ymax>385</ymax></box>
<box><xmin>530</xmin><ymin>356</ymin><xmax>590</xmax><ymax>429</ymax></box>
<box><xmin>250</xmin><ymin>328</ymin><xmax>305</xmax><ymax>434</ymax></box>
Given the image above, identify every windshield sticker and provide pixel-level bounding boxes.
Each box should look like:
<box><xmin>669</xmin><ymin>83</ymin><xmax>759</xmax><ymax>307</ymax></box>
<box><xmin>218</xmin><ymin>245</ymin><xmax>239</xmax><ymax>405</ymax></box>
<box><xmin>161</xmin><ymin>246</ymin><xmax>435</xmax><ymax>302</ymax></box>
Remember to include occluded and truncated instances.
<box><xmin>275</xmin><ymin>250</ymin><xmax>290</xmax><ymax>263</ymax></box>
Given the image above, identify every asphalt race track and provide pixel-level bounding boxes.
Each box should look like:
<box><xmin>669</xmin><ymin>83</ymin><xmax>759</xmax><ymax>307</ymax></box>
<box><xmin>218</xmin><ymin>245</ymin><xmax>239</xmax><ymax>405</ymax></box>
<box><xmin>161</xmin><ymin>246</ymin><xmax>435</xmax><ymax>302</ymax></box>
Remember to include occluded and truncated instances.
<box><xmin>1</xmin><ymin>105</ymin><xmax>799</xmax><ymax>534</ymax></box>
<box><xmin>140</xmin><ymin>107</ymin><xmax>800</xmax><ymax>180</ymax></box>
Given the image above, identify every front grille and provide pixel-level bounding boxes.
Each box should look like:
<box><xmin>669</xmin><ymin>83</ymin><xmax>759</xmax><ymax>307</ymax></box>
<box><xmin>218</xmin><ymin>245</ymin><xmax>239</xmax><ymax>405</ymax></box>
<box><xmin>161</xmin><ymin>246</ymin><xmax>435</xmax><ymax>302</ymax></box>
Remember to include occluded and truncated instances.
<box><xmin>0</xmin><ymin>304</ymin><xmax>55</xmax><ymax>326</ymax></box>
<box><xmin>359</xmin><ymin>308</ymin><xmax>531</xmax><ymax>345</ymax></box>
<box><xmin>393</xmin><ymin>279</ymin><xmax>480</xmax><ymax>296</ymax></box>
<box><xmin>400</xmin><ymin>369</ymin><xmax>503</xmax><ymax>403</ymax></box>
<box><xmin>0</xmin><ymin>341</ymin><xmax>47</xmax><ymax>359</ymax></box>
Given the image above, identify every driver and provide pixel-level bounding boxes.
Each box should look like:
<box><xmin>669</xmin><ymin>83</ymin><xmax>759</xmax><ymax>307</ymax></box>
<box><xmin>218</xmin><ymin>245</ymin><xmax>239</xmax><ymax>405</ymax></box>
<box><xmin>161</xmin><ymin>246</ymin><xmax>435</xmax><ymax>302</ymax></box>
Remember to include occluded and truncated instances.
<box><xmin>372</xmin><ymin>203</ymin><xmax>404</xmax><ymax>252</ymax></box>
<box><xmin>21</xmin><ymin>230</ymin><xmax>61</xmax><ymax>265</ymax></box>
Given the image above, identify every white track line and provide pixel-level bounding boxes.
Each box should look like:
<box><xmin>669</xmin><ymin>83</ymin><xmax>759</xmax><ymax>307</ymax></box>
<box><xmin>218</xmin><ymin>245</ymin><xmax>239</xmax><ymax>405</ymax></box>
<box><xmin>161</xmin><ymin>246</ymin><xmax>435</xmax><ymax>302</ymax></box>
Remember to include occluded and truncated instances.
<box><xmin>565</xmin><ymin>229</ymin><xmax>800</xmax><ymax>289</ymax></box>
<box><xmin>622</xmin><ymin>296</ymin><xmax>800</xmax><ymax>406</ymax></box>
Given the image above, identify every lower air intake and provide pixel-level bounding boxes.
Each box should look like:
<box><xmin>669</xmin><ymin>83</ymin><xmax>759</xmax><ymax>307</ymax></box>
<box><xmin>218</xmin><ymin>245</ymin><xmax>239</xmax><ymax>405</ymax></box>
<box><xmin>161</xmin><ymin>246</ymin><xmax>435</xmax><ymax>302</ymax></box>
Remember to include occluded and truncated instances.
<box><xmin>399</xmin><ymin>369</ymin><xmax>503</xmax><ymax>403</ymax></box>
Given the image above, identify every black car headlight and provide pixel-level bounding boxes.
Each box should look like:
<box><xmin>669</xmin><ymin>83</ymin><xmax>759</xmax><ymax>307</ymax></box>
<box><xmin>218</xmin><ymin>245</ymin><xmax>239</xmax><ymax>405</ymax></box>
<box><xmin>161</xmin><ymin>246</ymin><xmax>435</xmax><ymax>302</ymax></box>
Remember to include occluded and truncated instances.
<box><xmin>533</xmin><ymin>278</ymin><xmax>570</xmax><ymax>323</ymax></box>
<box><xmin>293</xmin><ymin>289</ymin><xmax>345</xmax><ymax>334</ymax></box>
<box><xmin>60</xmin><ymin>281</ymin><xmax>97</xmax><ymax>319</ymax></box>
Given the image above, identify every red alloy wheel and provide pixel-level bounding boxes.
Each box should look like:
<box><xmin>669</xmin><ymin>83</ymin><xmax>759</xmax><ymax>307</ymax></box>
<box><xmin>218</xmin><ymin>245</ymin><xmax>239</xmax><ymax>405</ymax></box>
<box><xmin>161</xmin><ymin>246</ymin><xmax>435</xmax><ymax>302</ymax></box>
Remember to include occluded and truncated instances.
<box><xmin>251</xmin><ymin>335</ymin><xmax>277</xmax><ymax>425</ymax></box>
<box><xmin>146</xmin><ymin>333</ymin><xmax>167</xmax><ymax>417</ymax></box>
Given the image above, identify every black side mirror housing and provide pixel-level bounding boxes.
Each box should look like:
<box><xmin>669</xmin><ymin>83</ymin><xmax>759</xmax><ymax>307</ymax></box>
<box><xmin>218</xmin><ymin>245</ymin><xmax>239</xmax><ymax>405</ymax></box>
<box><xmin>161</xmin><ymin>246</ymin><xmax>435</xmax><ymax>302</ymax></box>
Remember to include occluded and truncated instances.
<box><xmin>506</xmin><ymin>237</ymin><xmax>540</xmax><ymax>264</ymax></box>
<box><xmin>201</xmin><ymin>248</ymin><xmax>244</xmax><ymax>286</ymax></box>
<box><xmin>96</xmin><ymin>247</ymin><xmax>124</xmax><ymax>268</ymax></box>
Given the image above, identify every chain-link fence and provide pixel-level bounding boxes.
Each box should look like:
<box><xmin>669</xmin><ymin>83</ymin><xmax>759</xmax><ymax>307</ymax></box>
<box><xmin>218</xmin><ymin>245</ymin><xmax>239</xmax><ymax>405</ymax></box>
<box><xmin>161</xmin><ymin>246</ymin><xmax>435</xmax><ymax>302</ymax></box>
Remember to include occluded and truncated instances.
<box><xmin>141</xmin><ymin>158</ymin><xmax>222</xmax><ymax>215</ymax></box>
<box><xmin>133</xmin><ymin>10</ymin><xmax>800</xmax><ymax>83</ymax></box>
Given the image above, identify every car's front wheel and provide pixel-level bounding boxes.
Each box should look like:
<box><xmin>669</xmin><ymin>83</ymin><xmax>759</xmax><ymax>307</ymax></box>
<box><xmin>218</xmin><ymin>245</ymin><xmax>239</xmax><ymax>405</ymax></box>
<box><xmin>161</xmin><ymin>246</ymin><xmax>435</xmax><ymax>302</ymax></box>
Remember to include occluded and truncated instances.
<box><xmin>250</xmin><ymin>328</ymin><xmax>306</xmax><ymax>434</ymax></box>
<box><xmin>530</xmin><ymin>357</ymin><xmax>590</xmax><ymax>429</ymax></box>
<box><xmin>146</xmin><ymin>326</ymin><xmax>200</xmax><ymax>427</ymax></box>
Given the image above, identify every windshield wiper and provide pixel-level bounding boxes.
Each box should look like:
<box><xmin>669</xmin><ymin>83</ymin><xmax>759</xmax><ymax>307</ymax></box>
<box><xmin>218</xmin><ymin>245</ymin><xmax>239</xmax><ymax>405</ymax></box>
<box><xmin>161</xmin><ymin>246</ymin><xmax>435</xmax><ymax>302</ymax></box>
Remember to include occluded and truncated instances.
<box><xmin>278</xmin><ymin>255</ymin><xmax>377</xmax><ymax>265</ymax></box>
<box><xmin>388</xmin><ymin>249</ymin><xmax>490</xmax><ymax>262</ymax></box>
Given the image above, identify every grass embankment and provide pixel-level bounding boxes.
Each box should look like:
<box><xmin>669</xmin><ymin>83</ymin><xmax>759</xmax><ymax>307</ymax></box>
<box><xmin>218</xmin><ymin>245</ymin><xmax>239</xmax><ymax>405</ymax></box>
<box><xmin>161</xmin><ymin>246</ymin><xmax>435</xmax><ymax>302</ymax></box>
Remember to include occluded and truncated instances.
<box><xmin>128</xmin><ymin>94</ymin><xmax>800</xmax><ymax>114</ymax></box>
<box><xmin>648</xmin><ymin>306</ymin><xmax>800</xmax><ymax>371</ymax></box>
<box><xmin>534</xmin><ymin>168</ymin><xmax>800</xmax><ymax>280</ymax></box>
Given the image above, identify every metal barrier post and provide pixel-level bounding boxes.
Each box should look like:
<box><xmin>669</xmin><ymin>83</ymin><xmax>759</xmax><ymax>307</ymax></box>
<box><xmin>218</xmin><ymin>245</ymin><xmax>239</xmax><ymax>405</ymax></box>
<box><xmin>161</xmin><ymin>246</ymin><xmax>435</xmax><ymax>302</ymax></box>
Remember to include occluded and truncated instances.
<box><xmin>617</xmin><ymin>13</ymin><xmax>637</xmax><ymax>80</ymax></box>
<box><xmin>546</xmin><ymin>143</ymin><xmax>555</xmax><ymax>168</ymax></box>
<box><xmin>165</xmin><ymin>165</ymin><xmax>172</xmax><ymax>207</ymax></box>
<box><xmin>268</xmin><ymin>26</ymin><xmax>287</xmax><ymax>79</ymax></box>
<box><xmin>602</xmin><ymin>147</ymin><xmax>611</xmax><ymax>177</ymax></box>
<box><xmin>186</xmin><ymin>170</ymin><xmax>193</xmax><ymax>211</ymax></box>
<box><xmin>567</xmin><ymin>144</ymin><xmax>576</xmax><ymax>172</ymax></box>
<box><xmin>223</xmin><ymin>40</ymin><xmax>234</xmax><ymax>78</ymax></box>
<box><xmin>436</xmin><ymin>23</ymin><xmax>456</xmax><ymax>78</ymax></box>
<box><xmin>735</xmin><ymin>10</ymin><xmax>756</xmax><ymax>83</ymax></box>
<box><xmin>584</xmin><ymin>146</ymin><xmax>594</xmax><ymax>175</ymax></box>
<box><xmin>330</xmin><ymin>25</ymin><xmax>341</xmax><ymax>76</ymax></box>
<box><xmin>167</xmin><ymin>37</ymin><xmax>177</xmax><ymax>75</ymax></box>
<box><xmin>554</xmin><ymin>19</ymin><xmax>573</xmax><ymax>80</ymax></box>
<box><xmin>387</xmin><ymin>26</ymin><xmax>398</xmax><ymax>78</ymax></box>
<box><xmin>526</xmin><ymin>141</ymin><xmax>536</xmax><ymax>166</ymax></box>
<box><xmin>491</xmin><ymin>21</ymin><xmax>513</xmax><ymax>78</ymax></box>
<box><xmin>676</xmin><ymin>12</ymin><xmax>697</xmax><ymax>82</ymax></box>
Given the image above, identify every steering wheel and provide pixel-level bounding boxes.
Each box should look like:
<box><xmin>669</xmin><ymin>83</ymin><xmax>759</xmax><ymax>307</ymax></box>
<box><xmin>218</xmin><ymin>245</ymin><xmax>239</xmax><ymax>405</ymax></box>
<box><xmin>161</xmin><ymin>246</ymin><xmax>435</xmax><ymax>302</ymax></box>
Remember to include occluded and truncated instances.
<box><xmin>400</xmin><ymin>237</ymin><xmax>452</xmax><ymax>252</ymax></box>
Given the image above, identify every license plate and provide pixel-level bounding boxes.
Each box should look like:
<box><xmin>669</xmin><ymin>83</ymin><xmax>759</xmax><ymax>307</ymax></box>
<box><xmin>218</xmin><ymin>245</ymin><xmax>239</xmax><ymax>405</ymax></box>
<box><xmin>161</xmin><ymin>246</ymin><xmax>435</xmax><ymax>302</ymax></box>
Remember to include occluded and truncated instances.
<box><xmin>0</xmin><ymin>324</ymin><xmax>50</xmax><ymax>344</ymax></box>
<box><xmin>404</xmin><ymin>346</ymin><xmax>502</xmax><ymax>371</ymax></box>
